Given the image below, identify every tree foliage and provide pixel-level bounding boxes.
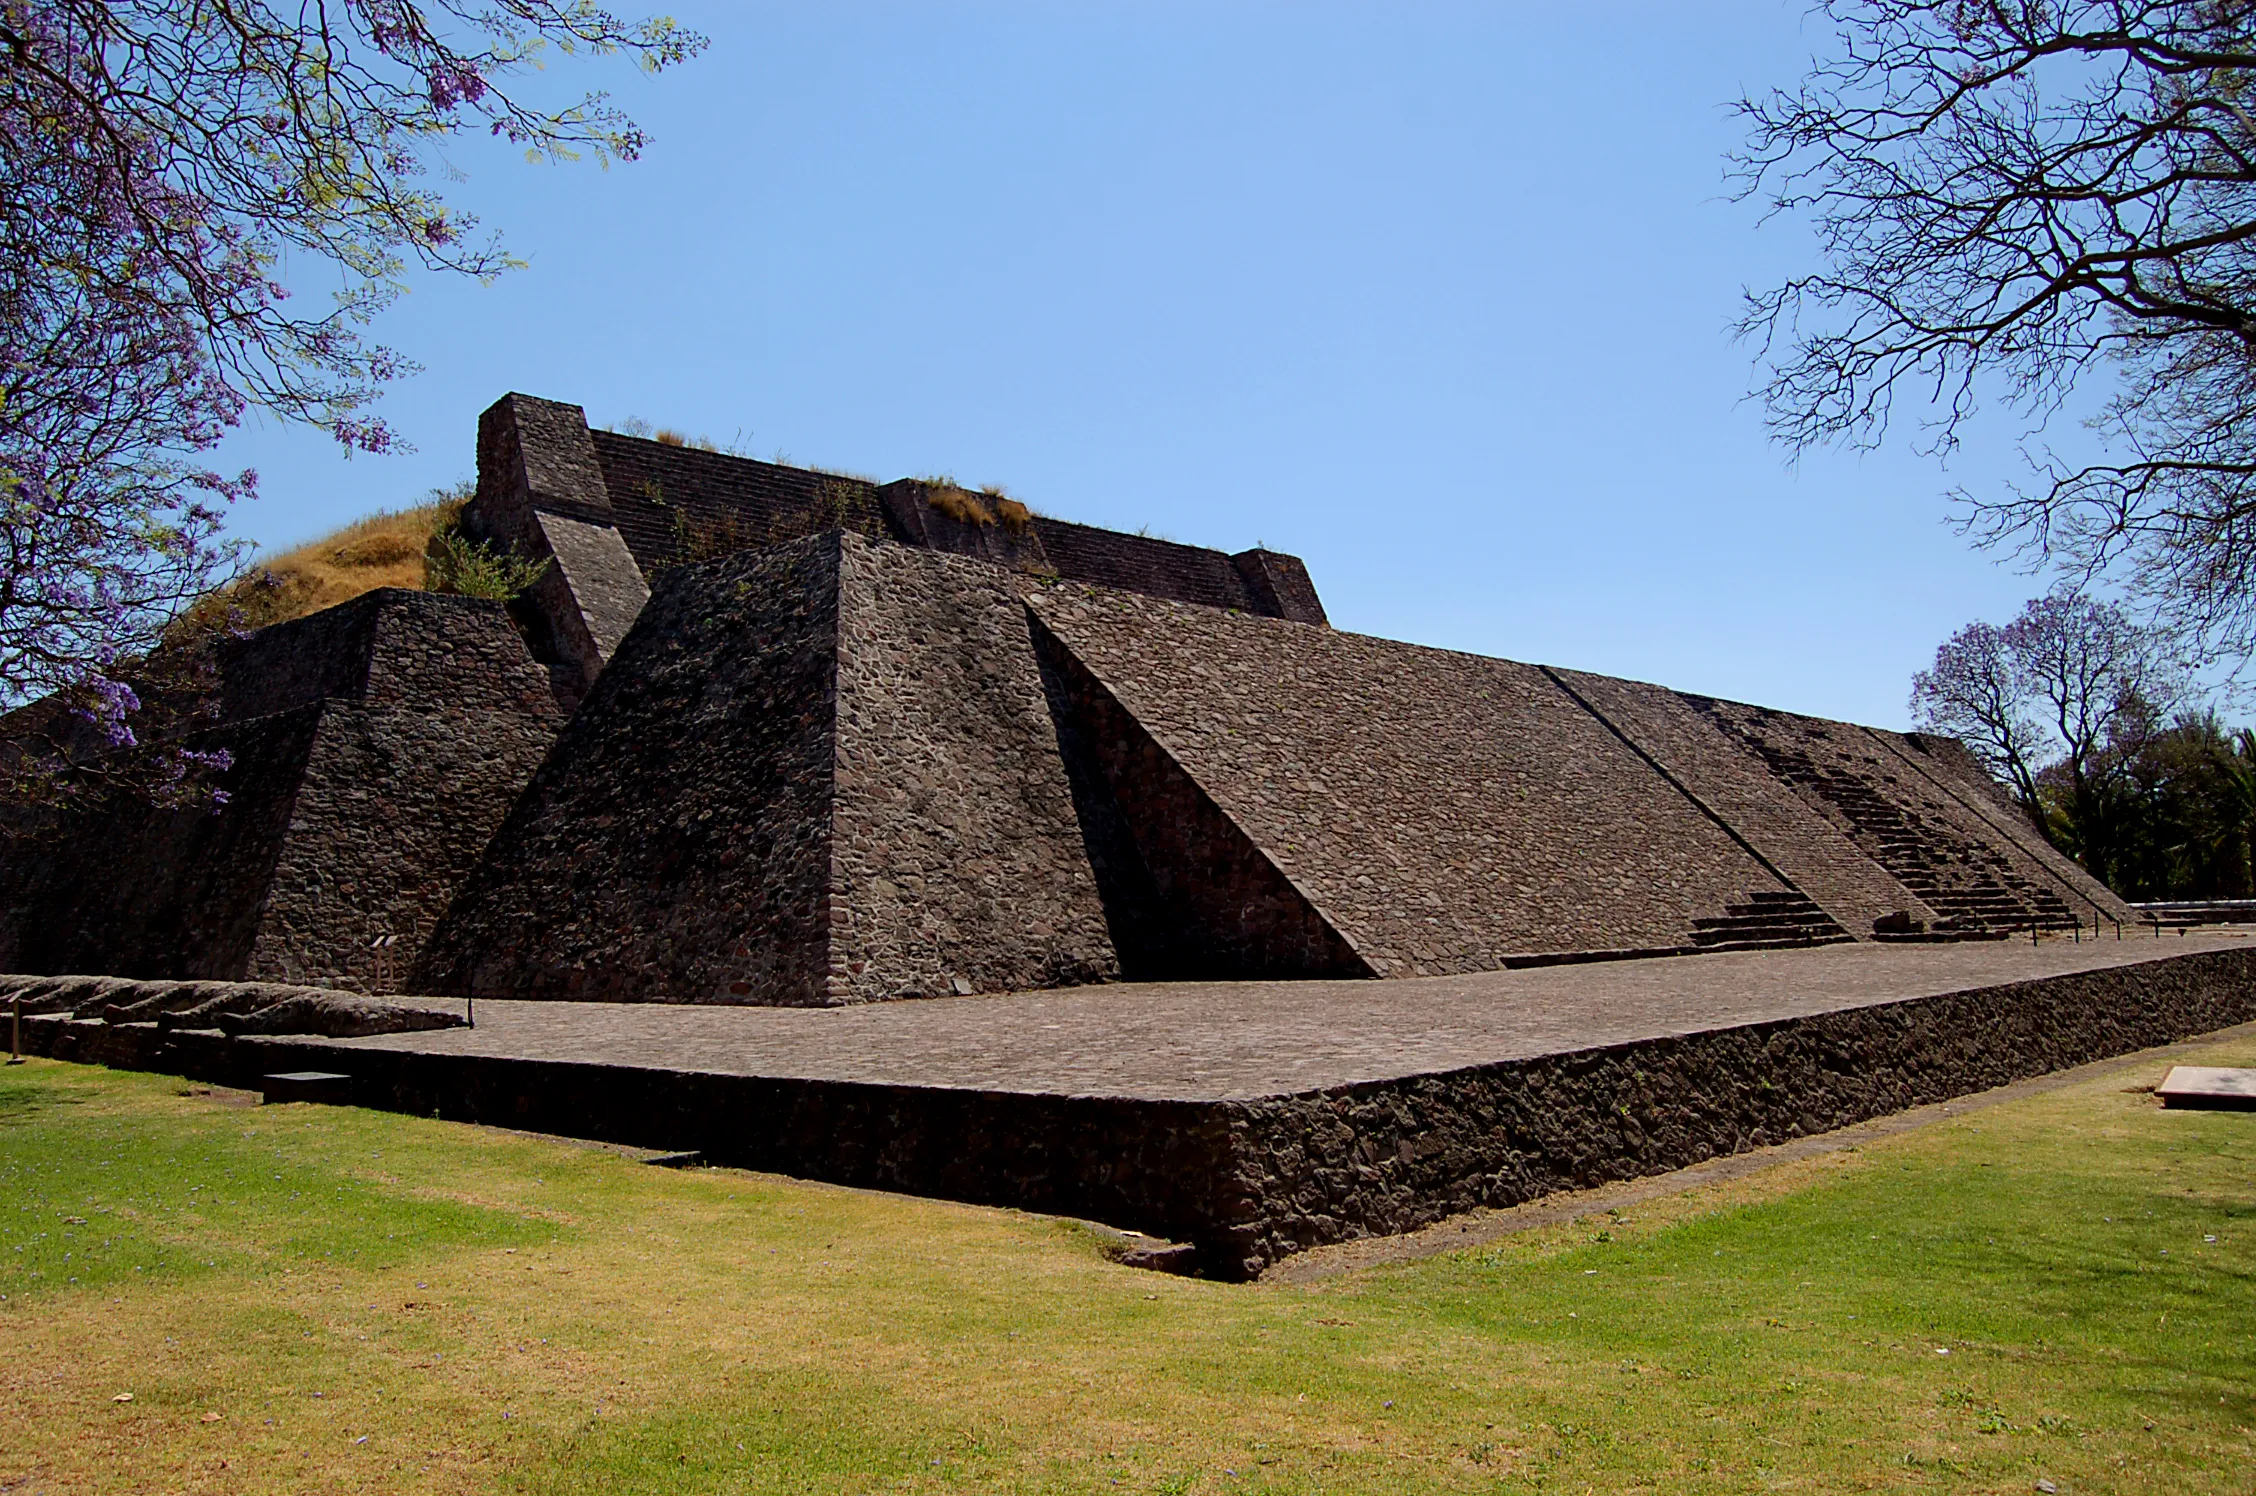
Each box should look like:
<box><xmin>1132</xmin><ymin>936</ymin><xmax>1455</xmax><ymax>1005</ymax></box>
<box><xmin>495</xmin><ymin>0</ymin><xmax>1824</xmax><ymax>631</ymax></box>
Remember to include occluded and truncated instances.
<box><xmin>1906</xmin><ymin>591</ymin><xmax>2256</xmax><ymax>895</ymax></box>
<box><xmin>3</xmin><ymin>1</ymin><xmax>703</xmax><ymax>446</ymax></box>
<box><xmin>1736</xmin><ymin>1</ymin><xmax>2256</xmax><ymax>656</ymax></box>
<box><xmin>2054</xmin><ymin>709</ymin><xmax>2256</xmax><ymax>896</ymax></box>
<box><xmin>0</xmin><ymin>0</ymin><xmax>702</xmax><ymax>804</ymax></box>
<box><xmin>1914</xmin><ymin>590</ymin><xmax>2180</xmax><ymax>826</ymax></box>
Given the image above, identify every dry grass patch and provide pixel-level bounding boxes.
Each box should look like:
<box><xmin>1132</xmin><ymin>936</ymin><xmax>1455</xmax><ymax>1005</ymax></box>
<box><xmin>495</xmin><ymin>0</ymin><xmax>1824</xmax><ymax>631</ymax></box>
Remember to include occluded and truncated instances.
<box><xmin>187</xmin><ymin>494</ymin><xmax>468</xmax><ymax>635</ymax></box>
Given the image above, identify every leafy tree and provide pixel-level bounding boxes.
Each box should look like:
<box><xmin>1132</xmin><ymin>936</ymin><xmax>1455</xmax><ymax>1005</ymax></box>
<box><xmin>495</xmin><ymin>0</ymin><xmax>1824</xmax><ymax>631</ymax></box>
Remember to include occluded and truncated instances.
<box><xmin>0</xmin><ymin>1</ymin><xmax>703</xmax><ymax>801</ymax></box>
<box><xmin>1911</xmin><ymin>592</ymin><xmax>2182</xmax><ymax>880</ymax></box>
<box><xmin>1736</xmin><ymin>2</ymin><xmax>2256</xmax><ymax>658</ymax></box>
<box><xmin>2043</xmin><ymin>711</ymin><xmax>2256</xmax><ymax>897</ymax></box>
<box><xmin>2120</xmin><ymin>713</ymin><xmax>2256</xmax><ymax>894</ymax></box>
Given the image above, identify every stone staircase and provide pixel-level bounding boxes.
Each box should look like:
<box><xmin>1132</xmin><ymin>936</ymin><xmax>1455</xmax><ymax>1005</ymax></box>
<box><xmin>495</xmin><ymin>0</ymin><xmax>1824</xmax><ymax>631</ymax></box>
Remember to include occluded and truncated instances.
<box><xmin>1713</xmin><ymin>722</ymin><xmax>2081</xmax><ymax>939</ymax></box>
<box><xmin>1820</xmin><ymin>776</ymin><xmax>2079</xmax><ymax>936</ymax></box>
<box><xmin>1690</xmin><ymin>890</ymin><xmax>1854</xmax><ymax>953</ymax></box>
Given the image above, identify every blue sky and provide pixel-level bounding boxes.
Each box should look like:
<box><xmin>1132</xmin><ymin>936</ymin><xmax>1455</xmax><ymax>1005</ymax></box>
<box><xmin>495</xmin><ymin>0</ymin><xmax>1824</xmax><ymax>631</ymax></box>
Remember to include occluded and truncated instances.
<box><xmin>215</xmin><ymin>3</ymin><xmax>2083</xmax><ymax>729</ymax></box>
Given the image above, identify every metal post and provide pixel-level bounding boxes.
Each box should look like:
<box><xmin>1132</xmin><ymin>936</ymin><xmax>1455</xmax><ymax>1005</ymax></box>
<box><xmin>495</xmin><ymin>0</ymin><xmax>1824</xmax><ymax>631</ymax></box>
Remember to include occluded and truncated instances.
<box><xmin>8</xmin><ymin>994</ymin><xmax>22</xmax><ymax>1065</ymax></box>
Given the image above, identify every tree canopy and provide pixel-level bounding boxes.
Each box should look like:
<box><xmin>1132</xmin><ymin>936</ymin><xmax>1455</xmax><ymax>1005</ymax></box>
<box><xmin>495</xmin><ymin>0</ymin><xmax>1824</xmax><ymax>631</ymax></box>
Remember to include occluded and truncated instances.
<box><xmin>0</xmin><ymin>1</ymin><xmax>702</xmax><ymax>805</ymax></box>
<box><xmin>1737</xmin><ymin>1</ymin><xmax>2256</xmax><ymax>658</ymax></box>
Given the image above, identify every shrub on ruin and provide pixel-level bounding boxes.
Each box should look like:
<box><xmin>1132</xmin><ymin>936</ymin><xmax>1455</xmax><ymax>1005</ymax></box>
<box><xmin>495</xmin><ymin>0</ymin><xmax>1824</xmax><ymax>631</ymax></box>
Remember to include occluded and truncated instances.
<box><xmin>424</xmin><ymin>531</ymin><xmax>551</xmax><ymax>602</ymax></box>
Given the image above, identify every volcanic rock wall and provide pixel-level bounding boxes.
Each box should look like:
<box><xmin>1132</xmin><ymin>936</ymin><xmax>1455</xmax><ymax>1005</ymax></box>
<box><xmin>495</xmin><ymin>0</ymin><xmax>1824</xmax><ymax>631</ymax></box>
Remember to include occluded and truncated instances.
<box><xmin>466</xmin><ymin>393</ymin><xmax>1329</xmax><ymax>712</ymax></box>
<box><xmin>430</xmin><ymin>539</ymin><xmax>2013</xmax><ymax>1004</ymax></box>
<box><xmin>414</xmin><ymin>534</ymin><xmax>1122</xmax><ymax>1003</ymax></box>
<box><xmin>0</xmin><ymin>590</ymin><xmax>560</xmax><ymax>987</ymax></box>
<box><xmin>1026</xmin><ymin>586</ymin><xmax>1801</xmax><ymax>975</ymax></box>
<box><xmin>1</xmin><ymin>395</ymin><xmax>2133</xmax><ymax>1001</ymax></box>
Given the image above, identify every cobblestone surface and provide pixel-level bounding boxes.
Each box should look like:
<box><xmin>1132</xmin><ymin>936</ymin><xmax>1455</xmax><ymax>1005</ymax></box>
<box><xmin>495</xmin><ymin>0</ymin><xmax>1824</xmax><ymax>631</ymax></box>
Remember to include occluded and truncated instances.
<box><xmin>345</xmin><ymin>931</ymin><xmax>2256</xmax><ymax>1098</ymax></box>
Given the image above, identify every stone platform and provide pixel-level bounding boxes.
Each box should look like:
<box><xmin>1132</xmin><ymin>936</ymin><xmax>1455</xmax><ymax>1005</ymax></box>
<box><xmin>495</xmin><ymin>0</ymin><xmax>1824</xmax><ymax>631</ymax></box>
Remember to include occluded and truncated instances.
<box><xmin>22</xmin><ymin>933</ymin><xmax>2256</xmax><ymax>1277</ymax></box>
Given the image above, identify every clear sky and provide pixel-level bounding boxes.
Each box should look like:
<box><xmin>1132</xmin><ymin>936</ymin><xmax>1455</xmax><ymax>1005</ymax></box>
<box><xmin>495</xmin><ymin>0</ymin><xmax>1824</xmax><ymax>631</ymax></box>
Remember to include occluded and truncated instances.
<box><xmin>213</xmin><ymin>2</ymin><xmax>2082</xmax><ymax>730</ymax></box>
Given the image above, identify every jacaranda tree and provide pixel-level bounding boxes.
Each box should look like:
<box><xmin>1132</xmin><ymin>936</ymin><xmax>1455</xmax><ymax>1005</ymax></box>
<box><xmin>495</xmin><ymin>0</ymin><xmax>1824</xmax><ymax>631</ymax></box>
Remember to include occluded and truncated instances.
<box><xmin>0</xmin><ymin>1</ymin><xmax>702</xmax><ymax>808</ymax></box>
<box><xmin>1911</xmin><ymin>591</ymin><xmax>2184</xmax><ymax>884</ymax></box>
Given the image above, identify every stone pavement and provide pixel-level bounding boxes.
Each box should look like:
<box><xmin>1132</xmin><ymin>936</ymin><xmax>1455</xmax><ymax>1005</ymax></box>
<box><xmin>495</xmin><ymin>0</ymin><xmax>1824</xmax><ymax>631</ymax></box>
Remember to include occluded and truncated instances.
<box><xmin>331</xmin><ymin>930</ymin><xmax>2256</xmax><ymax>1101</ymax></box>
<box><xmin>30</xmin><ymin>931</ymin><xmax>2247</xmax><ymax>1277</ymax></box>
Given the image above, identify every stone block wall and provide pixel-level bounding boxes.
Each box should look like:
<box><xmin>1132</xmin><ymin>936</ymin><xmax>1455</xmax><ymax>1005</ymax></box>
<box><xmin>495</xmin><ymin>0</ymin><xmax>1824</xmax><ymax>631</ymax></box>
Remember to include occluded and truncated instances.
<box><xmin>589</xmin><ymin>428</ymin><xmax>891</xmax><ymax>570</ymax></box>
<box><xmin>0</xmin><ymin>590</ymin><xmax>560</xmax><ymax>988</ymax></box>
<box><xmin>825</xmin><ymin>538</ymin><xmax>1121</xmax><ymax>1001</ymax></box>
<box><xmin>1032</xmin><ymin>621</ymin><xmax>1374</xmax><ymax>980</ymax></box>
<box><xmin>471</xmin><ymin>394</ymin><xmax>1332</xmax><ymax>711</ymax></box>
<box><xmin>1214</xmin><ymin>945</ymin><xmax>2256</xmax><ymax>1274</ymax></box>
<box><xmin>1548</xmin><ymin>668</ymin><xmax>1940</xmax><ymax>936</ymax></box>
<box><xmin>1027</xmin><ymin>584</ymin><xmax>1791</xmax><ymax>973</ymax></box>
<box><xmin>0</xmin><ymin>706</ymin><xmax>323</xmax><ymax>978</ymax></box>
<box><xmin>464</xmin><ymin>394</ymin><xmax>650</xmax><ymax>710</ymax></box>
<box><xmin>243</xmin><ymin>700</ymin><xmax>562</xmax><ymax>985</ymax></box>
<box><xmin>415</xmin><ymin>537</ymin><xmax>848</xmax><ymax>1003</ymax></box>
<box><xmin>418</xmin><ymin>534</ymin><xmax>1131</xmax><ymax>1004</ymax></box>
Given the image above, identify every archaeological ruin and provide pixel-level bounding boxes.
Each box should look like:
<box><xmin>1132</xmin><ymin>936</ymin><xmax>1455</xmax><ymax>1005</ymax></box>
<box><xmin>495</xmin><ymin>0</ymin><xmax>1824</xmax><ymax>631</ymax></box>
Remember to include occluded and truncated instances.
<box><xmin>7</xmin><ymin>391</ymin><xmax>2250</xmax><ymax>1277</ymax></box>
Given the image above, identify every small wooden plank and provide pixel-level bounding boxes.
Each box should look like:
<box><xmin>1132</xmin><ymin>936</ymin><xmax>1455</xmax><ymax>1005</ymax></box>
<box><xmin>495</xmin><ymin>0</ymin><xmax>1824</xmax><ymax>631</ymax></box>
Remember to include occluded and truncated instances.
<box><xmin>2156</xmin><ymin>1066</ymin><xmax>2256</xmax><ymax>1111</ymax></box>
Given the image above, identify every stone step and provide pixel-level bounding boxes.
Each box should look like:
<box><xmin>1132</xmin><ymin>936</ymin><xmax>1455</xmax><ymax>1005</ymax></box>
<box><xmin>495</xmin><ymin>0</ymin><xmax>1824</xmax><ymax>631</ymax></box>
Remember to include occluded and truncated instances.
<box><xmin>1695</xmin><ymin>933</ymin><xmax>1857</xmax><ymax>954</ymax></box>
<box><xmin>1694</xmin><ymin>914</ymin><xmax>1839</xmax><ymax>935</ymax></box>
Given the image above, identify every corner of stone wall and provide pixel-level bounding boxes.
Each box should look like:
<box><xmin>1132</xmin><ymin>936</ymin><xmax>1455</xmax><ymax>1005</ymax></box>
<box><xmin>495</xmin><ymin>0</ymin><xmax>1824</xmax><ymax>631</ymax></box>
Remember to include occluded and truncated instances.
<box><xmin>412</xmin><ymin>531</ymin><xmax>849</xmax><ymax>1004</ymax></box>
<box><xmin>1230</xmin><ymin>550</ymin><xmax>1329</xmax><ymax>626</ymax></box>
<box><xmin>465</xmin><ymin>393</ymin><xmax>653</xmax><ymax>708</ymax></box>
<box><xmin>822</xmin><ymin>537</ymin><xmax>1121</xmax><ymax>1001</ymax></box>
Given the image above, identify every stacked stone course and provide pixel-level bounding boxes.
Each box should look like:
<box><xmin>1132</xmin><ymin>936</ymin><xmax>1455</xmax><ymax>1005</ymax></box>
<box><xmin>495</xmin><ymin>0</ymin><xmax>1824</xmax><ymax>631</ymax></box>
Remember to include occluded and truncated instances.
<box><xmin>0</xmin><ymin>589</ymin><xmax>559</xmax><ymax>988</ymax></box>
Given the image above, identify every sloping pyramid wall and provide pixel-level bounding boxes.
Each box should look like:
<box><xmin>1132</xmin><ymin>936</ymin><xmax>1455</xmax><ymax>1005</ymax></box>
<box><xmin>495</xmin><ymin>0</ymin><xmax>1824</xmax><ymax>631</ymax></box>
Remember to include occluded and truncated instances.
<box><xmin>1545</xmin><ymin>668</ymin><xmax>1944</xmax><ymax>935</ymax></box>
<box><xmin>0</xmin><ymin>591</ymin><xmax>559</xmax><ymax>985</ymax></box>
<box><xmin>1692</xmin><ymin>698</ymin><xmax>2135</xmax><ymax>929</ymax></box>
<box><xmin>1025</xmin><ymin>587</ymin><xmax>1800</xmax><ymax>976</ymax></box>
<box><xmin>415</xmin><ymin>533</ymin><xmax>1122</xmax><ymax>1003</ymax></box>
<box><xmin>0</xmin><ymin>707</ymin><xmax>324</xmax><ymax>978</ymax></box>
<box><xmin>1894</xmin><ymin>729</ymin><xmax>2134</xmax><ymax>921</ymax></box>
<box><xmin>1032</xmin><ymin>626</ymin><xmax>1374</xmax><ymax>981</ymax></box>
<box><xmin>415</xmin><ymin>531</ymin><xmax>2135</xmax><ymax>1006</ymax></box>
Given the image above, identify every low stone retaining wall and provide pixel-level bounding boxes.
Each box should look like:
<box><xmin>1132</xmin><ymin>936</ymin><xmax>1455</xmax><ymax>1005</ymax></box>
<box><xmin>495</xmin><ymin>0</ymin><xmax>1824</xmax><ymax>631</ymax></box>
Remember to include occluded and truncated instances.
<box><xmin>11</xmin><ymin>947</ymin><xmax>2254</xmax><ymax>1278</ymax></box>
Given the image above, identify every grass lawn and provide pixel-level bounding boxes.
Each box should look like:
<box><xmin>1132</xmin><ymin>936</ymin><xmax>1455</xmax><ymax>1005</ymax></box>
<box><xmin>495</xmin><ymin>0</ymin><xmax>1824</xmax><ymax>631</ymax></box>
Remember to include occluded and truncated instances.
<box><xmin>2</xmin><ymin>1036</ymin><xmax>2252</xmax><ymax>1495</ymax></box>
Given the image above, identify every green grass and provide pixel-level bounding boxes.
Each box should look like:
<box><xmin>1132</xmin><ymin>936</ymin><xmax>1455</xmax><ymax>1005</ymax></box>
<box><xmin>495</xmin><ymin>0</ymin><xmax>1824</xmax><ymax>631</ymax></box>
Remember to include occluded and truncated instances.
<box><xmin>1</xmin><ymin>1038</ymin><xmax>2252</xmax><ymax>1494</ymax></box>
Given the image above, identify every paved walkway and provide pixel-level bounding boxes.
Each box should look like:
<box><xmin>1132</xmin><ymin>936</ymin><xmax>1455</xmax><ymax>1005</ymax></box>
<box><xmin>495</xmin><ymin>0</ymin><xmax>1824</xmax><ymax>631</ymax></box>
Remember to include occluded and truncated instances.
<box><xmin>328</xmin><ymin>930</ymin><xmax>2253</xmax><ymax>1101</ymax></box>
